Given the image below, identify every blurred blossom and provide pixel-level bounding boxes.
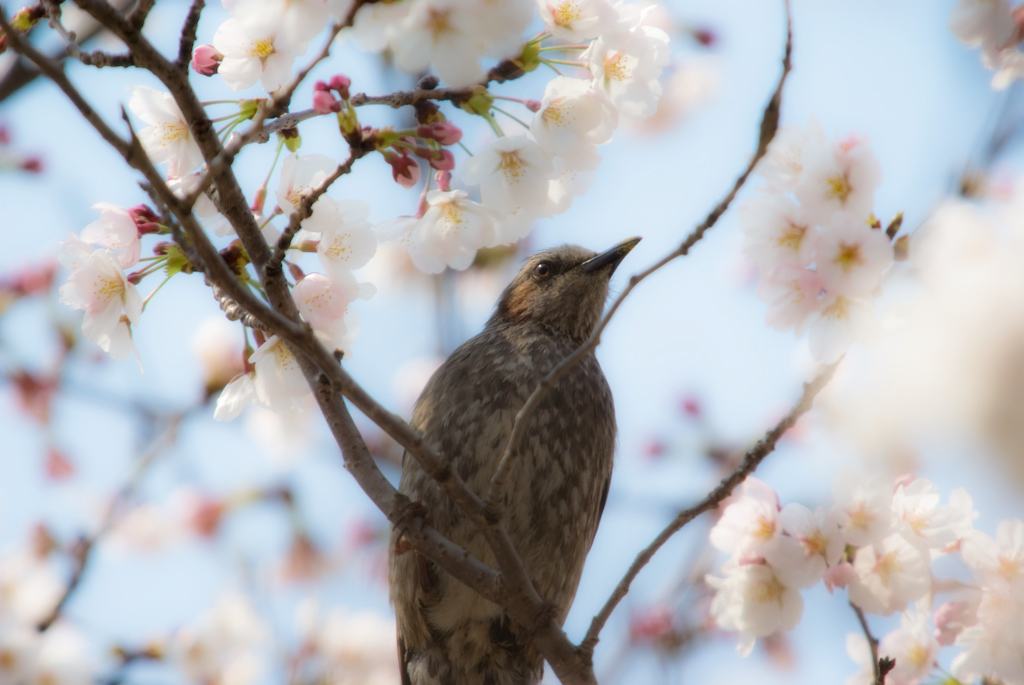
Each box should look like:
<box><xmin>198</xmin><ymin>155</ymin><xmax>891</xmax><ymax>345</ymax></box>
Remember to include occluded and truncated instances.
<box><xmin>170</xmin><ymin>593</ymin><xmax>268</xmax><ymax>685</ymax></box>
<box><xmin>298</xmin><ymin>603</ymin><xmax>399</xmax><ymax>685</ymax></box>
<box><xmin>877</xmin><ymin>605</ymin><xmax>939</xmax><ymax>685</ymax></box>
<box><xmin>191</xmin><ymin>316</ymin><xmax>244</xmax><ymax>399</ymax></box>
<box><xmin>826</xmin><ymin>190</ymin><xmax>1024</xmax><ymax>483</ymax></box>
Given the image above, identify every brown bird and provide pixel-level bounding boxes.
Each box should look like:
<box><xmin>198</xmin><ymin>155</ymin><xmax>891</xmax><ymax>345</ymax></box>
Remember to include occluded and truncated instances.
<box><xmin>389</xmin><ymin>237</ymin><xmax>640</xmax><ymax>685</ymax></box>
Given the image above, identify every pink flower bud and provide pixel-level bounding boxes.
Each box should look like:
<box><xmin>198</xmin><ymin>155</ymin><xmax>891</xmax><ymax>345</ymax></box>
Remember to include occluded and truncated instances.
<box><xmin>893</xmin><ymin>473</ymin><xmax>916</xmax><ymax>491</ymax></box>
<box><xmin>692</xmin><ymin>27</ymin><xmax>717</xmax><ymax>47</ymax></box>
<box><xmin>45</xmin><ymin>447</ymin><xmax>75</xmax><ymax>480</ymax></box>
<box><xmin>679</xmin><ymin>395</ymin><xmax>701</xmax><ymax>418</ymax></box>
<box><xmin>387</xmin><ymin>154</ymin><xmax>421</xmax><ymax>189</ymax></box>
<box><xmin>191</xmin><ymin>44</ymin><xmax>222</xmax><ymax>76</ymax></box>
<box><xmin>0</xmin><ymin>125</ymin><xmax>10</xmax><ymax>145</ymax></box>
<box><xmin>417</xmin><ymin>121</ymin><xmax>463</xmax><ymax>145</ymax></box>
<box><xmin>20</xmin><ymin>156</ymin><xmax>43</xmax><ymax>173</ymax></box>
<box><xmin>434</xmin><ymin>170</ymin><xmax>451</xmax><ymax>191</ymax></box>
<box><xmin>934</xmin><ymin>601</ymin><xmax>976</xmax><ymax>646</ymax></box>
<box><xmin>524</xmin><ymin>99</ymin><xmax>542</xmax><ymax>113</ymax></box>
<box><xmin>329</xmin><ymin>74</ymin><xmax>351</xmax><ymax>100</ymax></box>
<box><xmin>428</xmin><ymin>149</ymin><xmax>455</xmax><ymax>171</ymax></box>
<box><xmin>823</xmin><ymin>561</ymin><xmax>855</xmax><ymax>593</ymax></box>
<box><xmin>312</xmin><ymin>89</ymin><xmax>342</xmax><ymax>114</ymax></box>
<box><xmin>128</xmin><ymin>204</ymin><xmax>161</xmax><ymax>234</ymax></box>
<box><xmin>628</xmin><ymin>607</ymin><xmax>673</xmax><ymax>643</ymax></box>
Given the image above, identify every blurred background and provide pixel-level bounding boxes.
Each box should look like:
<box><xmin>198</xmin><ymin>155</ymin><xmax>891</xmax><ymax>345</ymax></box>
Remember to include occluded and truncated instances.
<box><xmin>0</xmin><ymin>0</ymin><xmax>1022</xmax><ymax>682</ymax></box>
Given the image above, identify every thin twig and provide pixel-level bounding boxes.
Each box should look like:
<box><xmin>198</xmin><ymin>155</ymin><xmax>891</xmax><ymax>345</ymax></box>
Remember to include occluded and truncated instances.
<box><xmin>580</xmin><ymin>360</ymin><xmax>837</xmax><ymax>654</ymax></box>
<box><xmin>851</xmin><ymin>597</ymin><xmax>892</xmax><ymax>683</ymax></box>
<box><xmin>268</xmin><ymin>149</ymin><xmax>364</xmax><ymax>269</ymax></box>
<box><xmin>37</xmin><ymin>413</ymin><xmax>184</xmax><ymax>631</ymax></box>
<box><xmin>485</xmin><ymin>0</ymin><xmax>793</xmax><ymax>512</ymax></box>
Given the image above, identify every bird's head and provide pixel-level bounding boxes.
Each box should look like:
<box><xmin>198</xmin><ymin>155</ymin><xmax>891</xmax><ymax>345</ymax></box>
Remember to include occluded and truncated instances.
<box><xmin>491</xmin><ymin>237</ymin><xmax>641</xmax><ymax>342</ymax></box>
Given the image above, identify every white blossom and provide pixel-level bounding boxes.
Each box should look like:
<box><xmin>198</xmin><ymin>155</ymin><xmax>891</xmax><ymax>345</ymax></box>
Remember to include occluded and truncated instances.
<box><xmin>949</xmin><ymin>0</ymin><xmax>1014</xmax><ymax>49</ymax></box>
<box><xmin>58</xmin><ymin>249</ymin><xmax>143</xmax><ymax>356</ymax></box>
<box><xmin>756</xmin><ymin>265</ymin><xmax>824</xmax><ymax>334</ymax></box>
<box><xmin>892</xmin><ymin>478</ymin><xmax>974</xmax><ymax>550</ymax></box>
<box><xmin>806</xmin><ymin>293</ymin><xmax>881</xmax><ymax>364</ymax></box>
<box><xmin>832</xmin><ymin>469</ymin><xmax>893</xmax><ymax>547</ymax></box>
<box><xmin>530</xmin><ymin>77</ymin><xmax>618</xmax><ymax>158</ymax></box>
<box><xmin>249</xmin><ymin>335</ymin><xmax>311</xmax><ymax>412</ymax></box>
<box><xmin>313</xmin><ymin>201</ymin><xmax>378</xmax><ymax>281</ymax></box>
<box><xmin>213</xmin><ymin>1</ymin><xmax>307</xmax><ymax>92</ymax></box>
<box><xmin>739</xmin><ymin>193</ymin><xmax>816</xmax><ymax>270</ymax></box>
<box><xmin>583</xmin><ymin>23</ymin><xmax>670</xmax><ymax>118</ymax></box>
<box><xmin>0</xmin><ymin>622</ymin><xmax>38</xmax><ymax>683</ymax></box>
<box><xmin>170</xmin><ymin>593</ymin><xmax>268</xmax><ymax>685</ymax></box>
<box><xmin>387</xmin><ymin>190</ymin><xmax>503</xmax><ymax>273</ymax></box>
<box><xmin>706</xmin><ymin>561</ymin><xmax>804</xmax><ymax>657</ymax></box>
<box><xmin>128</xmin><ymin>86</ymin><xmax>205</xmax><ymax>177</ymax></box>
<box><xmin>877</xmin><ymin>606</ymin><xmax>939</xmax><ymax>685</ymax></box>
<box><xmin>754</xmin><ymin>118</ymin><xmax>826</xmax><ymax>192</ymax></box>
<box><xmin>952</xmin><ymin>622</ymin><xmax>1024</xmax><ymax>685</ymax></box>
<box><xmin>80</xmin><ymin>203</ymin><xmax>141</xmax><ymax>268</ymax></box>
<box><xmin>814</xmin><ymin>216</ymin><xmax>893</xmax><ymax>298</ymax></box>
<box><xmin>546</xmin><ymin>146</ymin><xmax>602</xmax><ymax>216</ymax></box>
<box><xmin>292</xmin><ymin>272</ymin><xmax>362</xmax><ymax>354</ymax></box>
<box><xmin>709</xmin><ymin>476</ymin><xmax>781</xmax><ymax>561</ymax></box>
<box><xmin>848</xmin><ymin>534</ymin><xmax>931</xmax><ymax>616</ymax></box>
<box><xmin>214</xmin><ymin>372</ymin><xmax>258</xmax><ymax>421</ymax></box>
<box><xmin>962</xmin><ymin>519</ymin><xmax>1024</xmax><ymax>599</ymax></box>
<box><xmin>764</xmin><ymin>503</ymin><xmax>845</xmax><ymax>589</ymax></box>
<box><xmin>462</xmin><ymin>135</ymin><xmax>554</xmax><ymax>221</ymax></box>
<box><xmin>794</xmin><ymin>133</ymin><xmax>882</xmax><ymax>226</ymax></box>
<box><xmin>536</xmin><ymin>0</ymin><xmax>617</xmax><ymax>40</ymax></box>
<box><xmin>386</xmin><ymin>0</ymin><xmax>530</xmax><ymax>88</ymax></box>
<box><xmin>32</xmin><ymin>624</ymin><xmax>94</xmax><ymax>685</ymax></box>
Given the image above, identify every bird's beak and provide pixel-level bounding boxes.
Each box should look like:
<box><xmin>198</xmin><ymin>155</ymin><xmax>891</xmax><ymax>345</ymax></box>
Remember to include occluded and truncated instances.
<box><xmin>580</xmin><ymin>236</ymin><xmax>642</xmax><ymax>275</ymax></box>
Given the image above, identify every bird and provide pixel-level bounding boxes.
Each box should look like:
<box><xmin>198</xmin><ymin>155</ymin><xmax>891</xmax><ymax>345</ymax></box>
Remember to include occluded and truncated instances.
<box><xmin>388</xmin><ymin>237</ymin><xmax>641</xmax><ymax>685</ymax></box>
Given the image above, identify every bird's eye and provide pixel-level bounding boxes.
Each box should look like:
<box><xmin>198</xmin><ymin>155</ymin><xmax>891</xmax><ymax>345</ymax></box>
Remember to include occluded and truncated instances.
<box><xmin>534</xmin><ymin>262</ymin><xmax>552</xmax><ymax>279</ymax></box>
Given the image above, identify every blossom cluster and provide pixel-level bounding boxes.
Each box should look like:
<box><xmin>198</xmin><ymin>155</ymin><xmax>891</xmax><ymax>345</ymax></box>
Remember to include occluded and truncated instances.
<box><xmin>740</xmin><ymin>118</ymin><xmax>894</xmax><ymax>363</ymax></box>
<box><xmin>949</xmin><ymin>0</ymin><xmax>1024</xmax><ymax>90</ymax></box>
<box><xmin>706</xmin><ymin>472</ymin><xmax>1024</xmax><ymax>685</ymax></box>
<box><xmin>55</xmin><ymin>0</ymin><xmax>677</xmax><ymax>416</ymax></box>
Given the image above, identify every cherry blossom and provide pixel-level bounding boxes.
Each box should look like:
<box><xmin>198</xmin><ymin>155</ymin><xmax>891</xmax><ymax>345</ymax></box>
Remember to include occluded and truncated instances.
<box><xmin>877</xmin><ymin>606</ymin><xmax>939</xmax><ymax>685</ymax></box>
<box><xmin>58</xmin><ymin>249</ymin><xmax>142</xmax><ymax>355</ymax></box>
<box><xmin>213</xmin><ymin>2</ymin><xmax>307</xmax><ymax>92</ymax></box>
<box><xmin>952</xmin><ymin>622</ymin><xmax>1024</xmax><ymax>685</ymax></box>
<box><xmin>754</xmin><ymin>118</ymin><xmax>826</xmax><ymax>192</ymax></box>
<box><xmin>739</xmin><ymin>193</ymin><xmax>816</xmax><ymax>270</ymax></box>
<box><xmin>530</xmin><ymin>77</ymin><xmax>618</xmax><ymax>158</ymax></box>
<box><xmin>848</xmin><ymin>534</ymin><xmax>931</xmax><ymax>616</ymax></box>
<box><xmin>249</xmin><ymin>335</ymin><xmax>312</xmax><ymax>412</ymax></box>
<box><xmin>891</xmin><ymin>478</ymin><xmax>974</xmax><ymax>550</ymax></box>
<box><xmin>845</xmin><ymin>633</ymin><xmax>874</xmax><ymax>685</ymax></box>
<box><xmin>933</xmin><ymin>598</ymin><xmax>979</xmax><ymax>646</ymax></box>
<box><xmin>191</xmin><ymin>44</ymin><xmax>222</xmax><ymax>76</ymax></box>
<box><xmin>806</xmin><ymin>293</ymin><xmax>881</xmax><ymax>364</ymax></box>
<box><xmin>462</xmin><ymin>135</ymin><xmax>554</xmax><ymax>223</ymax></box>
<box><xmin>961</xmin><ymin>519</ymin><xmax>1024</xmax><ymax>598</ymax></box>
<box><xmin>315</xmin><ymin>203</ymin><xmax>379</xmax><ymax>282</ymax></box>
<box><xmin>386</xmin><ymin>0</ymin><xmax>530</xmax><ymax>88</ymax></box>
<box><xmin>832</xmin><ymin>469</ymin><xmax>894</xmax><ymax>547</ymax></box>
<box><xmin>583</xmin><ymin>22</ymin><xmax>671</xmax><ymax>118</ymax></box>
<box><xmin>794</xmin><ymin>133</ymin><xmax>882</xmax><ymax>226</ymax></box>
<box><xmin>292</xmin><ymin>273</ymin><xmax>362</xmax><ymax>353</ymax></box>
<box><xmin>709</xmin><ymin>476</ymin><xmax>782</xmax><ymax>561</ymax></box>
<box><xmin>214</xmin><ymin>372</ymin><xmax>258</xmax><ymax>421</ymax></box>
<box><xmin>546</xmin><ymin>147</ymin><xmax>602</xmax><ymax>215</ymax></box>
<box><xmin>707</xmin><ymin>561</ymin><xmax>804</xmax><ymax>657</ymax></box>
<box><xmin>128</xmin><ymin>86</ymin><xmax>204</xmax><ymax>177</ymax></box>
<box><xmin>814</xmin><ymin>216</ymin><xmax>893</xmax><ymax>298</ymax></box>
<box><xmin>949</xmin><ymin>0</ymin><xmax>1014</xmax><ymax>49</ymax></box>
<box><xmin>756</xmin><ymin>265</ymin><xmax>823</xmax><ymax>334</ymax></box>
<box><xmin>0</xmin><ymin>622</ymin><xmax>38</xmax><ymax>683</ymax></box>
<box><xmin>170</xmin><ymin>594</ymin><xmax>268</xmax><ymax>685</ymax></box>
<box><xmin>382</xmin><ymin>190</ymin><xmax>502</xmax><ymax>273</ymax></box>
<box><xmin>764</xmin><ymin>503</ymin><xmax>845</xmax><ymax>588</ymax></box>
<box><xmin>536</xmin><ymin>0</ymin><xmax>617</xmax><ymax>40</ymax></box>
<box><xmin>79</xmin><ymin>203</ymin><xmax>142</xmax><ymax>268</ymax></box>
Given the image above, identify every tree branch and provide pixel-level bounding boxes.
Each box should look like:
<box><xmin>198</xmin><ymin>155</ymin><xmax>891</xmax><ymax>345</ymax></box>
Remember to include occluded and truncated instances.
<box><xmin>580</xmin><ymin>359</ymin><xmax>837</xmax><ymax>654</ymax></box>
<box><xmin>175</xmin><ymin>0</ymin><xmax>205</xmax><ymax>70</ymax></box>
<box><xmin>486</xmin><ymin>0</ymin><xmax>793</xmax><ymax>513</ymax></box>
